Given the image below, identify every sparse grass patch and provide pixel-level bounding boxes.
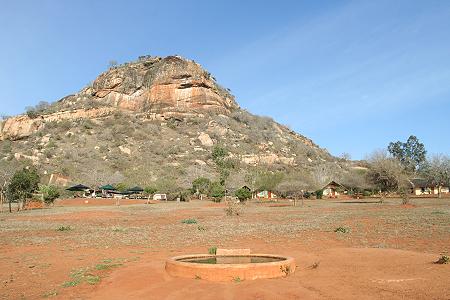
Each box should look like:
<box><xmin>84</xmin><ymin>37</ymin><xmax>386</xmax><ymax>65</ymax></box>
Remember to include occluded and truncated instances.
<box><xmin>56</xmin><ymin>225</ymin><xmax>72</xmax><ymax>232</ymax></box>
<box><xmin>62</xmin><ymin>277</ymin><xmax>81</xmax><ymax>288</ymax></box>
<box><xmin>431</xmin><ymin>211</ymin><xmax>446</xmax><ymax>215</ymax></box>
<box><xmin>85</xmin><ymin>274</ymin><xmax>101</xmax><ymax>285</ymax></box>
<box><xmin>62</xmin><ymin>258</ymin><xmax>128</xmax><ymax>288</ymax></box>
<box><xmin>181</xmin><ymin>218</ymin><xmax>197</xmax><ymax>224</ymax></box>
<box><xmin>334</xmin><ymin>226</ymin><xmax>350</xmax><ymax>234</ymax></box>
<box><xmin>233</xmin><ymin>276</ymin><xmax>242</xmax><ymax>283</ymax></box>
<box><xmin>95</xmin><ymin>262</ymin><xmax>123</xmax><ymax>270</ymax></box>
<box><xmin>112</xmin><ymin>226</ymin><xmax>126</xmax><ymax>232</ymax></box>
<box><xmin>42</xmin><ymin>290</ymin><xmax>58</xmax><ymax>298</ymax></box>
<box><xmin>197</xmin><ymin>225</ymin><xmax>206</xmax><ymax>231</ymax></box>
<box><xmin>208</xmin><ymin>246</ymin><xmax>217</xmax><ymax>255</ymax></box>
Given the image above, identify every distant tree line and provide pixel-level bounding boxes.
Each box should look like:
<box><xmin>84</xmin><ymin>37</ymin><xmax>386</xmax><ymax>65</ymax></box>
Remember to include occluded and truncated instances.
<box><xmin>366</xmin><ymin>135</ymin><xmax>449</xmax><ymax>201</ymax></box>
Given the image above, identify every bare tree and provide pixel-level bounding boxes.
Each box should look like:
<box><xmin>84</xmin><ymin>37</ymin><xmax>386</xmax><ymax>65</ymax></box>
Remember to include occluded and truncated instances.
<box><xmin>340</xmin><ymin>152</ymin><xmax>351</xmax><ymax>161</ymax></box>
<box><xmin>366</xmin><ymin>150</ymin><xmax>408</xmax><ymax>202</ymax></box>
<box><xmin>340</xmin><ymin>169</ymin><xmax>373</xmax><ymax>194</ymax></box>
<box><xmin>421</xmin><ymin>154</ymin><xmax>450</xmax><ymax>198</ymax></box>
<box><xmin>276</xmin><ymin>180</ymin><xmax>309</xmax><ymax>206</ymax></box>
<box><xmin>0</xmin><ymin>164</ymin><xmax>16</xmax><ymax>212</ymax></box>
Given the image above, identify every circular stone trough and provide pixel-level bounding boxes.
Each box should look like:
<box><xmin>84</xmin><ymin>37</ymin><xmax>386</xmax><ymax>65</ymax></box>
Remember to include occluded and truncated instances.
<box><xmin>165</xmin><ymin>254</ymin><xmax>295</xmax><ymax>281</ymax></box>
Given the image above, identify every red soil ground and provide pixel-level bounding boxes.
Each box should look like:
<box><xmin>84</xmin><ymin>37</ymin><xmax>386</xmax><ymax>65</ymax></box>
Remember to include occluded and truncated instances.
<box><xmin>0</xmin><ymin>198</ymin><xmax>449</xmax><ymax>299</ymax></box>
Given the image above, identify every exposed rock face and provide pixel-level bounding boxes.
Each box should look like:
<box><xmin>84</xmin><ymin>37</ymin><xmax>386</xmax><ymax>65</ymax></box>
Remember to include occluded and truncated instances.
<box><xmin>83</xmin><ymin>55</ymin><xmax>238</xmax><ymax>114</ymax></box>
<box><xmin>240</xmin><ymin>153</ymin><xmax>296</xmax><ymax>166</ymax></box>
<box><xmin>0</xmin><ymin>108</ymin><xmax>116</xmax><ymax>140</ymax></box>
<box><xmin>48</xmin><ymin>173</ymin><xmax>70</xmax><ymax>186</ymax></box>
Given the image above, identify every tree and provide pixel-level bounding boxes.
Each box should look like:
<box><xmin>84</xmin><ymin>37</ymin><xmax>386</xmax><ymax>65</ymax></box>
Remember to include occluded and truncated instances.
<box><xmin>211</xmin><ymin>145</ymin><xmax>234</xmax><ymax>185</ymax></box>
<box><xmin>421</xmin><ymin>154</ymin><xmax>450</xmax><ymax>198</ymax></box>
<box><xmin>144</xmin><ymin>186</ymin><xmax>157</xmax><ymax>195</ymax></box>
<box><xmin>340</xmin><ymin>153</ymin><xmax>351</xmax><ymax>161</ymax></box>
<box><xmin>234</xmin><ymin>187</ymin><xmax>251</xmax><ymax>202</ymax></box>
<box><xmin>0</xmin><ymin>168</ymin><xmax>14</xmax><ymax>213</ymax></box>
<box><xmin>114</xmin><ymin>183</ymin><xmax>128</xmax><ymax>206</ymax></box>
<box><xmin>0</xmin><ymin>179</ymin><xmax>6</xmax><ymax>212</ymax></box>
<box><xmin>25</xmin><ymin>107</ymin><xmax>39</xmax><ymax>118</ymax></box>
<box><xmin>366</xmin><ymin>151</ymin><xmax>407</xmax><ymax>201</ymax></box>
<box><xmin>340</xmin><ymin>169</ymin><xmax>373</xmax><ymax>194</ymax></box>
<box><xmin>7</xmin><ymin>168</ymin><xmax>40</xmax><ymax>211</ymax></box>
<box><xmin>144</xmin><ymin>186</ymin><xmax>157</xmax><ymax>203</ymax></box>
<box><xmin>115</xmin><ymin>183</ymin><xmax>128</xmax><ymax>193</ymax></box>
<box><xmin>39</xmin><ymin>185</ymin><xmax>60</xmax><ymax>204</ymax></box>
<box><xmin>25</xmin><ymin>101</ymin><xmax>50</xmax><ymax>118</ymax></box>
<box><xmin>388</xmin><ymin>135</ymin><xmax>426</xmax><ymax>172</ymax></box>
<box><xmin>191</xmin><ymin>177</ymin><xmax>211</xmax><ymax>200</ymax></box>
<box><xmin>209</xmin><ymin>181</ymin><xmax>225</xmax><ymax>201</ymax></box>
<box><xmin>315</xmin><ymin>189</ymin><xmax>323</xmax><ymax>199</ymax></box>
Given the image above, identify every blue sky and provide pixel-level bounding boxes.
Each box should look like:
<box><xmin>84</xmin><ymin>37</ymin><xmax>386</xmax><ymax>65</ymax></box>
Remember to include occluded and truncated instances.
<box><xmin>1</xmin><ymin>0</ymin><xmax>449</xmax><ymax>159</ymax></box>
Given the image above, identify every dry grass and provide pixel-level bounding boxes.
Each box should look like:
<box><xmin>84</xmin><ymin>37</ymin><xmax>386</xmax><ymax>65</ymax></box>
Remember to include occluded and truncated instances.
<box><xmin>1</xmin><ymin>198</ymin><xmax>449</xmax><ymax>253</ymax></box>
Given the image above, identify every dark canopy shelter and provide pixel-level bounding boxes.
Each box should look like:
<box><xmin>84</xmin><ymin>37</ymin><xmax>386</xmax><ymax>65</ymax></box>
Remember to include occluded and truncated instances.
<box><xmin>99</xmin><ymin>184</ymin><xmax>116</xmax><ymax>191</ymax></box>
<box><xmin>66</xmin><ymin>184</ymin><xmax>91</xmax><ymax>191</ymax></box>
<box><xmin>127</xmin><ymin>186</ymin><xmax>144</xmax><ymax>194</ymax></box>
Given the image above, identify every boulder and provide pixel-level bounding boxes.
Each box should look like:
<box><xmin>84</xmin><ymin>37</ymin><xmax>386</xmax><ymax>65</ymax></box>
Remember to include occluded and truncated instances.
<box><xmin>198</xmin><ymin>132</ymin><xmax>213</xmax><ymax>147</ymax></box>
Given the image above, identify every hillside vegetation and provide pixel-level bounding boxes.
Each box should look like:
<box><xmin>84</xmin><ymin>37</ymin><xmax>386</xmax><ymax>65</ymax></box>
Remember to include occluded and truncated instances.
<box><xmin>0</xmin><ymin>55</ymin><xmax>352</xmax><ymax>194</ymax></box>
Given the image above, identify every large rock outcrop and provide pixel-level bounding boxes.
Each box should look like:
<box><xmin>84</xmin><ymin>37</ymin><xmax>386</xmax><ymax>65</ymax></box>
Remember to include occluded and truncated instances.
<box><xmin>82</xmin><ymin>55</ymin><xmax>238</xmax><ymax>114</ymax></box>
<box><xmin>0</xmin><ymin>55</ymin><xmax>239</xmax><ymax>140</ymax></box>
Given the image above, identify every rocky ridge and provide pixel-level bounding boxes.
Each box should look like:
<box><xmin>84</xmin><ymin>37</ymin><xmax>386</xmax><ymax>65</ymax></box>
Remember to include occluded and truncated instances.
<box><xmin>0</xmin><ymin>55</ymin><xmax>346</xmax><ymax>190</ymax></box>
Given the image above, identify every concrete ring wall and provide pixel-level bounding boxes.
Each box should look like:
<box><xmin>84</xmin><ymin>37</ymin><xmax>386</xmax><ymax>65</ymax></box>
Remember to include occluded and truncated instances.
<box><xmin>165</xmin><ymin>254</ymin><xmax>296</xmax><ymax>281</ymax></box>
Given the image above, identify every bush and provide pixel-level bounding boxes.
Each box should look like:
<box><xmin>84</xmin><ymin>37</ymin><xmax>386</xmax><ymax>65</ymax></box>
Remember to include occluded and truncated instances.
<box><xmin>230</xmin><ymin>110</ymin><xmax>252</xmax><ymax>125</ymax></box>
<box><xmin>191</xmin><ymin>177</ymin><xmax>211</xmax><ymax>196</ymax></box>
<box><xmin>40</xmin><ymin>185</ymin><xmax>60</xmax><ymax>204</ymax></box>
<box><xmin>26</xmin><ymin>109</ymin><xmax>39</xmax><ymax>119</ymax></box>
<box><xmin>225</xmin><ymin>201</ymin><xmax>242</xmax><ymax>216</ymax></box>
<box><xmin>334</xmin><ymin>226</ymin><xmax>350</xmax><ymax>233</ymax></box>
<box><xmin>56</xmin><ymin>225</ymin><xmax>71</xmax><ymax>231</ymax></box>
<box><xmin>177</xmin><ymin>190</ymin><xmax>191</xmax><ymax>202</ymax></box>
<box><xmin>234</xmin><ymin>187</ymin><xmax>252</xmax><ymax>202</ymax></box>
<box><xmin>1</xmin><ymin>141</ymin><xmax>12</xmax><ymax>155</ymax></box>
<box><xmin>208</xmin><ymin>247</ymin><xmax>217</xmax><ymax>255</ymax></box>
<box><xmin>315</xmin><ymin>189</ymin><xmax>323</xmax><ymax>199</ymax></box>
<box><xmin>398</xmin><ymin>185</ymin><xmax>410</xmax><ymax>205</ymax></box>
<box><xmin>303</xmin><ymin>191</ymin><xmax>311</xmax><ymax>199</ymax></box>
<box><xmin>363</xmin><ymin>190</ymin><xmax>372</xmax><ymax>197</ymax></box>
<box><xmin>435</xmin><ymin>254</ymin><xmax>449</xmax><ymax>264</ymax></box>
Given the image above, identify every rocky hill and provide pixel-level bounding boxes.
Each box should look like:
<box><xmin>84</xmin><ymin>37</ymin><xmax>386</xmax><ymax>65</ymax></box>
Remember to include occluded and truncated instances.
<box><xmin>0</xmin><ymin>55</ymin><xmax>351</xmax><ymax>193</ymax></box>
